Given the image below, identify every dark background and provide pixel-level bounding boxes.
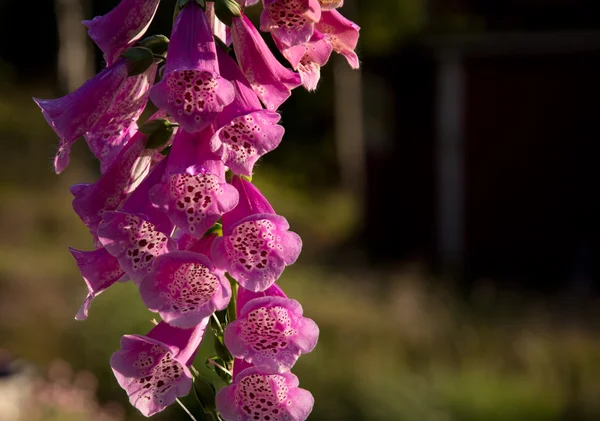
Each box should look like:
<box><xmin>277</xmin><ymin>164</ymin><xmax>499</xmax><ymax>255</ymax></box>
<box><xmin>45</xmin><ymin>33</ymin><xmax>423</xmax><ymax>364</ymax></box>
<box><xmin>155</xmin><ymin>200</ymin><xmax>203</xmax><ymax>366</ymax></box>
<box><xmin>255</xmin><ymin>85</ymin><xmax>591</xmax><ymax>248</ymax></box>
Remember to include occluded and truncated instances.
<box><xmin>0</xmin><ymin>1</ymin><xmax>599</xmax><ymax>420</ymax></box>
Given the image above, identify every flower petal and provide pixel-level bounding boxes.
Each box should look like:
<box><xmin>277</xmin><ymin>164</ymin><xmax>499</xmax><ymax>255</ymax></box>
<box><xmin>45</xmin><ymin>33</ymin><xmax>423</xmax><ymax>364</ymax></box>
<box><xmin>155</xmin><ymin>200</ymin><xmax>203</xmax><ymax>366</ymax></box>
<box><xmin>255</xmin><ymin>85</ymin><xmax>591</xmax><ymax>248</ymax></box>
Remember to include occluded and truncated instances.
<box><xmin>224</xmin><ymin>296</ymin><xmax>319</xmax><ymax>373</ymax></box>
<box><xmin>140</xmin><ymin>251</ymin><xmax>231</xmax><ymax>328</ymax></box>
<box><xmin>83</xmin><ymin>0</ymin><xmax>162</xmax><ymax>65</ymax></box>
<box><xmin>316</xmin><ymin>9</ymin><xmax>360</xmax><ymax>69</ymax></box>
<box><xmin>216</xmin><ymin>367</ymin><xmax>314</xmax><ymax>421</ymax></box>
<box><xmin>260</xmin><ymin>0</ymin><xmax>321</xmax><ymax>47</ymax></box>
<box><xmin>211</xmin><ymin>110</ymin><xmax>284</xmax><ymax>176</ymax></box>
<box><xmin>212</xmin><ymin>214</ymin><xmax>301</xmax><ymax>292</ymax></box>
<box><xmin>70</xmin><ymin>247</ymin><xmax>126</xmax><ymax>320</ymax></box>
<box><xmin>33</xmin><ymin>60</ymin><xmax>129</xmax><ymax>173</ymax></box>
<box><xmin>85</xmin><ymin>64</ymin><xmax>157</xmax><ymax>172</ymax></box>
<box><xmin>97</xmin><ymin>211</ymin><xmax>177</xmax><ymax>285</ymax></box>
<box><xmin>231</xmin><ymin>14</ymin><xmax>301</xmax><ymax>111</ymax></box>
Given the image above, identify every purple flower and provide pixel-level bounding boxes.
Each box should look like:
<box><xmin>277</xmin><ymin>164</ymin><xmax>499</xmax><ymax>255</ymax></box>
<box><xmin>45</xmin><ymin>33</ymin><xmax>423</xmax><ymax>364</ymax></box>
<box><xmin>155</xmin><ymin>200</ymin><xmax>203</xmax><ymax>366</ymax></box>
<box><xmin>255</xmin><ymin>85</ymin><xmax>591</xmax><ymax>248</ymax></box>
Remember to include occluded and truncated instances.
<box><xmin>216</xmin><ymin>366</ymin><xmax>314</xmax><ymax>421</ymax></box>
<box><xmin>111</xmin><ymin>320</ymin><xmax>207</xmax><ymax>417</ymax></box>
<box><xmin>149</xmin><ymin>128</ymin><xmax>239</xmax><ymax>238</ymax></box>
<box><xmin>150</xmin><ymin>2</ymin><xmax>234</xmax><ymax>133</ymax></box>
<box><xmin>231</xmin><ymin>13</ymin><xmax>302</xmax><ymax>111</ymax></box>
<box><xmin>139</xmin><ymin>248</ymin><xmax>231</xmax><ymax>329</ymax></box>
<box><xmin>224</xmin><ymin>296</ymin><xmax>319</xmax><ymax>373</ymax></box>
<box><xmin>33</xmin><ymin>59</ymin><xmax>130</xmax><ymax>173</ymax></box>
<box><xmin>275</xmin><ymin>31</ymin><xmax>333</xmax><ymax>91</ymax></box>
<box><xmin>315</xmin><ymin>9</ymin><xmax>360</xmax><ymax>69</ymax></box>
<box><xmin>83</xmin><ymin>0</ymin><xmax>162</xmax><ymax>65</ymax></box>
<box><xmin>260</xmin><ymin>0</ymin><xmax>321</xmax><ymax>47</ymax></box>
<box><xmin>210</xmin><ymin>49</ymin><xmax>284</xmax><ymax>176</ymax></box>
<box><xmin>71</xmin><ymin>113</ymin><xmax>169</xmax><ymax>243</ymax></box>
<box><xmin>97</xmin><ymin>160</ymin><xmax>178</xmax><ymax>285</ymax></box>
<box><xmin>70</xmin><ymin>247</ymin><xmax>126</xmax><ymax>321</ymax></box>
<box><xmin>212</xmin><ymin>176</ymin><xmax>302</xmax><ymax>292</ymax></box>
<box><xmin>85</xmin><ymin>64</ymin><xmax>157</xmax><ymax>173</ymax></box>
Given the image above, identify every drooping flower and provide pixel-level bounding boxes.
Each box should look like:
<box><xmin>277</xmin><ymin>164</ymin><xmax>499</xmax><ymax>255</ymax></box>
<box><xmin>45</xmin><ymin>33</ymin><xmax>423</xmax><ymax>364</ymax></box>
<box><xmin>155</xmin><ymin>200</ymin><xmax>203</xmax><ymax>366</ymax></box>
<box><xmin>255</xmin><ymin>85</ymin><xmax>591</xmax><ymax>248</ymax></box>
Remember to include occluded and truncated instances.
<box><xmin>224</xmin><ymin>295</ymin><xmax>319</xmax><ymax>373</ymax></box>
<box><xmin>210</xmin><ymin>48</ymin><xmax>284</xmax><ymax>176</ymax></box>
<box><xmin>97</xmin><ymin>160</ymin><xmax>177</xmax><ymax>285</ymax></box>
<box><xmin>315</xmin><ymin>9</ymin><xmax>360</xmax><ymax>69</ymax></box>
<box><xmin>149</xmin><ymin>128</ymin><xmax>239</xmax><ymax>238</ymax></box>
<box><xmin>260</xmin><ymin>0</ymin><xmax>321</xmax><ymax>48</ymax></box>
<box><xmin>212</xmin><ymin>176</ymin><xmax>302</xmax><ymax>292</ymax></box>
<box><xmin>70</xmin><ymin>247</ymin><xmax>126</xmax><ymax>321</ymax></box>
<box><xmin>33</xmin><ymin>59</ymin><xmax>130</xmax><ymax>173</ymax></box>
<box><xmin>85</xmin><ymin>64</ymin><xmax>157</xmax><ymax>173</ymax></box>
<box><xmin>150</xmin><ymin>2</ymin><xmax>235</xmax><ymax>133</ymax></box>
<box><xmin>231</xmin><ymin>13</ymin><xmax>302</xmax><ymax>111</ymax></box>
<box><xmin>274</xmin><ymin>31</ymin><xmax>333</xmax><ymax>91</ymax></box>
<box><xmin>71</xmin><ymin>112</ymin><xmax>169</xmax><ymax>242</ymax></box>
<box><xmin>139</xmin><ymin>247</ymin><xmax>231</xmax><ymax>329</ymax></box>
<box><xmin>216</xmin><ymin>366</ymin><xmax>314</xmax><ymax>421</ymax></box>
<box><xmin>83</xmin><ymin>0</ymin><xmax>162</xmax><ymax>65</ymax></box>
<box><xmin>111</xmin><ymin>320</ymin><xmax>208</xmax><ymax>417</ymax></box>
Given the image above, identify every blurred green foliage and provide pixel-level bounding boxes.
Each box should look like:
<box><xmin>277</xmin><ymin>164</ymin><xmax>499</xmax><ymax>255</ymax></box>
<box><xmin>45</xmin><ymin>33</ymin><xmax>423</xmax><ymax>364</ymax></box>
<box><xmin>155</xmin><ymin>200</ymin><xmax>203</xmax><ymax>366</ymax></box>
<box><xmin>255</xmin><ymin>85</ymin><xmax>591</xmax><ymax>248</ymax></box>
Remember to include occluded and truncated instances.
<box><xmin>1</xmin><ymin>83</ymin><xmax>600</xmax><ymax>421</ymax></box>
<box><xmin>1</xmin><ymin>2</ymin><xmax>600</xmax><ymax>420</ymax></box>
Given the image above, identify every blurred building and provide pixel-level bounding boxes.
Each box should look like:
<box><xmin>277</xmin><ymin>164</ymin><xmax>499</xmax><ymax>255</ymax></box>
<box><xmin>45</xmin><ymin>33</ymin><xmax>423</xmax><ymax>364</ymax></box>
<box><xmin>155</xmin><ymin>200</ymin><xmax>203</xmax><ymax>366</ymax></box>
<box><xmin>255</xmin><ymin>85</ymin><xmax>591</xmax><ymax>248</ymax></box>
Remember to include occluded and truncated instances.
<box><xmin>362</xmin><ymin>0</ymin><xmax>600</xmax><ymax>291</ymax></box>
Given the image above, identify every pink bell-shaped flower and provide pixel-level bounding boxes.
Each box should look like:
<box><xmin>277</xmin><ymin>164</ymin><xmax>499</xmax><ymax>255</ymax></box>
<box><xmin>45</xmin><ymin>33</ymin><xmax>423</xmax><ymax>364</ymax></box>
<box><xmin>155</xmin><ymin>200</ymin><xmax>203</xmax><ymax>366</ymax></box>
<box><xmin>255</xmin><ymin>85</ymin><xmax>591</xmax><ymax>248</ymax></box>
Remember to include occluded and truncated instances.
<box><xmin>110</xmin><ymin>320</ymin><xmax>207</xmax><ymax>417</ymax></box>
<box><xmin>212</xmin><ymin>176</ymin><xmax>302</xmax><ymax>292</ymax></box>
<box><xmin>150</xmin><ymin>2</ymin><xmax>235</xmax><ymax>133</ymax></box>
<box><xmin>85</xmin><ymin>64</ymin><xmax>157</xmax><ymax>172</ymax></box>
<box><xmin>315</xmin><ymin>9</ymin><xmax>360</xmax><ymax>69</ymax></box>
<box><xmin>97</xmin><ymin>160</ymin><xmax>178</xmax><ymax>285</ymax></box>
<box><xmin>260</xmin><ymin>0</ymin><xmax>321</xmax><ymax>47</ymax></box>
<box><xmin>275</xmin><ymin>31</ymin><xmax>333</xmax><ymax>91</ymax></box>
<box><xmin>216</xmin><ymin>366</ymin><xmax>314</xmax><ymax>421</ymax></box>
<box><xmin>231</xmin><ymin>13</ymin><xmax>301</xmax><ymax>111</ymax></box>
<box><xmin>224</xmin><ymin>293</ymin><xmax>319</xmax><ymax>373</ymax></box>
<box><xmin>149</xmin><ymin>128</ymin><xmax>239</xmax><ymax>238</ymax></box>
<box><xmin>139</xmin><ymin>237</ymin><xmax>231</xmax><ymax>329</ymax></box>
<box><xmin>84</xmin><ymin>0</ymin><xmax>162</xmax><ymax>65</ymax></box>
<box><xmin>33</xmin><ymin>59</ymin><xmax>130</xmax><ymax>173</ymax></box>
<box><xmin>71</xmin><ymin>111</ymin><xmax>170</xmax><ymax>243</ymax></box>
<box><xmin>211</xmin><ymin>48</ymin><xmax>284</xmax><ymax>176</ymax></box>
<box><xmin>70</xmin><ymin>247</ymin><xmax>125</xmax><ymax>321</ymax></box>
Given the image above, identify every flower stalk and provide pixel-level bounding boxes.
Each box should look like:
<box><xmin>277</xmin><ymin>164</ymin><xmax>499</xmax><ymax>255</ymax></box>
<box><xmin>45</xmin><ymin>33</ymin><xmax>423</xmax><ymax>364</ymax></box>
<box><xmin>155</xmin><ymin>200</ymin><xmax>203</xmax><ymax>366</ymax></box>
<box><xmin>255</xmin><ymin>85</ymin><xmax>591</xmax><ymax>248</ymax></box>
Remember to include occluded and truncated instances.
<box><xmin>35</xmin><ymin>0</ymin><xmax>360</xmax><ymax>419</ymax></box>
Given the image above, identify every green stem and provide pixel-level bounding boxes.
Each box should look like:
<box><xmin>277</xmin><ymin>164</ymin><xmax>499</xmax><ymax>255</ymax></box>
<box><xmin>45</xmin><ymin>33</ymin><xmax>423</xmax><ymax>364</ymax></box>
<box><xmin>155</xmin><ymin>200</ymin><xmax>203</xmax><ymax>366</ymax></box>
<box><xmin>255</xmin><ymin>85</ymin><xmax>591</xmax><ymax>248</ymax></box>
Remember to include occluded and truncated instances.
<box><xmin>226</xmin><ymin>274</ymin><xmax>238</xmax><ymax>323</ymax></box>
<box><xmin>176</xmin><ymin>398</ymin><xmax>199</xmax><ymax>421</ymax></box>
<box><xmin>211</xmin><ymin>313</ymin><xmax>224</xmax><ymax>334</ymax></box>
<box><xmin>207</xmin><ymin>358</ymin><xmax>233</xmax><ymax>377</ymax></box>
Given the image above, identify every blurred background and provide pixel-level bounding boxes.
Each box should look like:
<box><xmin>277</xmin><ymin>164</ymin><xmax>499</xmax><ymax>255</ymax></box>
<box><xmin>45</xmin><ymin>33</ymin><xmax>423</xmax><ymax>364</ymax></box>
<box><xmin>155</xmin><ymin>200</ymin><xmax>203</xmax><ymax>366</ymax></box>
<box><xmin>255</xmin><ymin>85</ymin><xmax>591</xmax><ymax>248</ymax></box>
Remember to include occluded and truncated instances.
<box><xmin>1</xmin><ymin>0</ymin><xmax>599</xmax><ymax>420</ymax></box>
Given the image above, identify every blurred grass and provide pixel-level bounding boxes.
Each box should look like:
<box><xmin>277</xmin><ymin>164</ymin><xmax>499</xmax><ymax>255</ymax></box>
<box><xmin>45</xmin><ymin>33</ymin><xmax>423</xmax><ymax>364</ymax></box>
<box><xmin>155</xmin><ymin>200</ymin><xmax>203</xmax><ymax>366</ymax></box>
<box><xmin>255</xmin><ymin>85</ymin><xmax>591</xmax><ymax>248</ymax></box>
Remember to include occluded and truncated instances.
<box><xmin>1</xmin><ymin>80</ymin><xmax>600</xmax><ymax>421</ymax></box>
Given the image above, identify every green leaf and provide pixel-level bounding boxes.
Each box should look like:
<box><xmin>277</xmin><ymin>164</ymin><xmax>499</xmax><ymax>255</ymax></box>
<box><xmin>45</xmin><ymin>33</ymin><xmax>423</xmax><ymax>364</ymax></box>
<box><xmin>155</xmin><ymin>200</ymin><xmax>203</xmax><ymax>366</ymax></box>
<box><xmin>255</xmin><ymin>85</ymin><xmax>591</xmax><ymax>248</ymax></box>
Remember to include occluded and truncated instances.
<box><xmin>226</xmin><ymin>275</ymin><xmax>238</xmax><ymax>323</ymax></box>
<box><xmin>138</xmin><ymin>119</ymin><xmax>177</xmax><ymax>150</ymax></box>
<box><xmin>214</xmin><ymin>335</ymin><xmax>232</xmax><ymax>363</ymax></box>
<box><xmin>203</xmin><ymin>222</ymin><xmax>223</xmax><ymax>238</ymax></box>
<box><xmin>121</xmin><ymin>47</ymin><xmax>154</xmax><ymax>76</ymax></box>
<box><xmin>214</xmin><ymin>0</ymin><xmax>241</xmax><ymax>26</ymax></box>
<box><xmin>139</xmin><ymin>35</ymin><xmax>169</xmax><ymax>56</ymax></box>
<box><xmin>138</xmin><ymin>118</ymin><xmax>171</xmax><ymax>135</ymax></box>
<box><xmin>146</xmin><ymin>126</ymin><xmax>175</xmax><ymax>149</ymax></box>
<box><xmin>193</xmin><ymin>375</ymin><xmax>217</xmax><ymax>413</ymax></box>
<box><xmin>159</xmin><ymin>145</ymin><xmax>172</xmax><ymax>156</ymax></box>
